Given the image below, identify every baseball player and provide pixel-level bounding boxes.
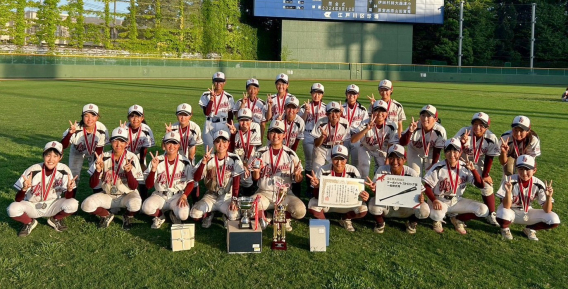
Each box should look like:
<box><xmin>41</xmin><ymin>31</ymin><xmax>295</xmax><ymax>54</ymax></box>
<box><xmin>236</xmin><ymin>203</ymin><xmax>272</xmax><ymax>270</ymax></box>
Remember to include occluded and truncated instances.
<box><xmin>199</xmin><ymin>72</ymin><xmax>235</xmax><ymax>150</ymax></box>
<box><xmin>250</xmin><ymin>120</ymin><xmax>306</xmax><ymax>231</ymax></box>
<box><xmin>423</xmin><ymin>138</ymin><xmax>488</xmax><ymax>234</ymax></box>
<box><xmin>453</xmin><ymin>112</ymin><xmax>500</xmax><ymax>226</ymax></box>
<box><xmin>306</xmin><ymin>145</ymin><xmax>369</xmax><ymax>232</ymax></box>
<box><xmin>233</xmin><ymin>78</ymin><xmax>268</xmax><ymax>140</ymax></box>
<box><xmin>350</xmin><ymin>100</ymin><xmax>399</xmax><ymax>178</ymax></box>
<box><xmin>311</xmin><ymin>101</ymin><xmax>351</xmax><ymax>173</ymax></box>
<box><xmin>166</xmin><ymin>103</ymin><xmax>203</xmax><ymax>165</ymax></box>
<box><xmin>499</xmin><ymin>116</ymin><xmax>541</xmax><ymax>176</ymax></box>
<box><xmin>399</xmin><ymin>104</ymin><xmax>447</xmax><ymax>176</ymax></box>
<box><xmin>496</xmin><ymin>155</ymin><xmax>560</xmax><ymax>241</ymax></box>
<box><xmin>227</xmin><ymin>108</ymin><xmax>262</xmax><ymax>196</ymax></box>
<box><xmin>7</xmin><ymin>141</ymin><xmax>79</xmax><ymax>237</ymax></box>
<box><xmin>299</xmin><ymin>83</ymin><xmax>327</xmax><ymax>193</ymax></box>
<box><xmin>81</xmin><ymin>127</ymin><xmax>144</xmax><ymax>230</ymax></box>
<box><xmin>61</xmin><ymin>103</ymin><xmax>109</xmax><ymax>188</ymax></box>
<box><xmin>342</xmin><ymin>84</ymin><xmax>369</xmax><ymax>166</ymax></box>
<box><xmin>142</xmin><ymin>132</ymin><xmax>195</xmax><ymax>229</ymax></box>
<box><xmin>266</xmin><ymin>73</ymin><xmax>295</xmax><ymax>121</ymax></box>
<box><xmin>190</xmin><ymin>130</ymin><xmax>245</xmax><ymax>228</ymax></box>
<box><xmin>278</xmin><ymin>96</ymin><xmax>306</xmax><ymax>196</ymax></box>
<box><xmin>561</xmin><ymin>87</ymin><xmax>568</xmax><ymax>101</ymax></box>
<box><xmin>367</xmin><ymin>79</ymin><xmax>406</xmax><ymax>137</ymax></box>
<box><xmin>365</xmin><ymin>145</ymin><xmax>429</xmax><ymax>234</ymax></box>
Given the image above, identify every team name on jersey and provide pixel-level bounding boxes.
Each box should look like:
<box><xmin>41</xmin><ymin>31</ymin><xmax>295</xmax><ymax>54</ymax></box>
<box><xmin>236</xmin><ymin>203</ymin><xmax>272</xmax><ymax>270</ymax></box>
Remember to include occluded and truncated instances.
<box><xmin>260</xmin><ymin>163</ymin><xmax>292</xmax><ymax>178</ymax></box>
<box><xmin>31</xmin><ymin>178</ymin><xmax>64</xmax><ymax>197</ymax></box>
<box><xmin>103</xmin><ymin>171</ymin><xmax>129</xmax><ymax>183</ymax></box>
<box><xmin>438</xmin><ymin>176</ymin><xmax>468</xmax><ymax>193</ymax></box>
<box><xmin>156</xmin><ymin>171</ymin><xmax>187</xmax><ymax>186</ymax></box>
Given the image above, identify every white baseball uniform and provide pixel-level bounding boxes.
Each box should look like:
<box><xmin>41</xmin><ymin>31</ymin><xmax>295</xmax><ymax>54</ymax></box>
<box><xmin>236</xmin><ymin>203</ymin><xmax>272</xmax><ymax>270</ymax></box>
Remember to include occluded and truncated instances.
<box><xmin>199</xmin><ymin>91</ymin><xmax>235</xmax><ymax>149</ymax></box>
<box><xmin>352</xmin><ymin>119</ymin><xmax>399</xmax><ymax>178</ymax></box>
<box><xmin>402</xmin><ymin>122</ymin><xmax>447</xmax><ymax>176</ymax></box>
<box><xmin>299</xmin><ymin>101</ymin><xmax>327</xmax><ymax>172</ymax></box>
<box><xmin>268</xmin><ymin>115</ymin><xmax>305</xmax><ymax>149</ymax></box>
<box><xmin>311</xmin><ymin>117</ymin><xmax>351</xmax><ymax>173</ymax></box>
<box><xmin>126</xmin><ymin>122</ymin><xmax>155</xmax><ymax>167</ymax></box>
<box><xmin>499</xmin><ymin>130</ymin><xmax>541</xmax><ymax>175</ymax></box>
<box><xmin>268</xmin><ymin>93</ymin><xmax>295</xmax><ymax>120</ymax></box>
<box><xmin>342</xmin><ymin>102</ymin><xmax>369</xmax><ymax>166</ymax></box>
<box><xmin>62</xmin><ymin>121</ymin><xmax>109</xmax><ymax>179</ymax></box>
<box><xmin>170</xmin><ymin>121</ymin><xmax>203</xmax><ymax>163</ymax></box>
<box><xmin>233</xmin><ymin>122</ymin><xmax>262</xmax><ymax>188</ymax></box>
<box><xmin>368</xmin><ymin>99</ymin><xmax>406</xmax><ymax>122</ymax></box>
<box><xmin>233</xmin><ymin>98</ymin><xmax>268</xmax><ymax>124</ymax></box>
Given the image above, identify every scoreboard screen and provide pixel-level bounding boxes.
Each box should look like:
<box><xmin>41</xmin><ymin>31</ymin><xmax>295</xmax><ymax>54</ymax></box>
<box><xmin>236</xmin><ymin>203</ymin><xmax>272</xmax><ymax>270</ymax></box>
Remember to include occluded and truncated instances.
<box><xmin>254</xmin><ymin>0</ymin><xmax>444</xmax><ymax>24</ymax></box>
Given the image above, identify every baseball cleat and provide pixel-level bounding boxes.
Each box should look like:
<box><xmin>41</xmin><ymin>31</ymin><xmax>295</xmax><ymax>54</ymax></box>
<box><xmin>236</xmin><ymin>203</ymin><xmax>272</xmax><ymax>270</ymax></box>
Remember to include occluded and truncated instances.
<box><xmin>202</xmin><ymin>213</ymin><xmax>214</xmax><ymax>229</ymax></box>
<box><xmin>18</xmin><ymin>219</ymin><xmax>38</xmax><ymax>237</ymax></box>
<box><xmin>169</xmin><ymin>211</ymin><xmax>181</xmax><ymax>225</ymax></box>
<box><xmin>48</xmin><ymin>217</ymin><xmax>68</xmax><ymax>232</ymax></box>
<box><xmin>486</xmin><ymin>212</ymin><xmax>499</xmax><ymax>227</ymax></box>
<box><xmin>432</xmin><ymin>221</ymin><xmax>444</xmax><ymax>233</ymax></box>
<box><xmin>151</xmin><ymin>214</ymin><xmax>166</xmax><ymax>229</ymax></box>
<box><xmin>450</xmin><ymin>217</ymin><xmax>467</xmax><ymax>235</ymax></box>
<box><xmin>339</xmin><ymin>219</ymin><xmax>355</xmax><ymax>232</ymax></box>
<box><xmin>523</xmin><ymin>228</ymin><xmax>538</xmax><ymax>241</ymax></box>
<box><xmin>501</xmin><ymin>228</ymin><xmax>513</xmax><ymax>240</ymax></box>
<box><xmin>222</xmin><ymin>215</ymin><xmax>228</xmax><ymax>229</ymax></box>
<box><xmin>122</xmin><ymin>215</ymin><xmax>134</xmax><ymax>231</ymax></box>
<box><xmin>406</xmin><ymin>221</ymin><xmax>417</xmax><ymax>234</ymax></box>
<box><xmin>99</xmin><ymin>213</ymin><xmax>115</xmax><ymax>229</ymax></box>
<box><xmin>373</xmin><ymin>222</ymin><xmax>385</xmax><ymax>234</ymax></box>
<box><xmin>285</xmin><ymin>219</ymin><xmax>293</xmax><ymax>232</ymax></box>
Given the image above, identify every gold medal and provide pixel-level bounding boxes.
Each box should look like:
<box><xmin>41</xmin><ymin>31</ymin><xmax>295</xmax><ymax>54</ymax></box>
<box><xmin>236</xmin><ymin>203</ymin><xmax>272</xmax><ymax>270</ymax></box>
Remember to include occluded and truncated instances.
<box><xmin>523</xmin><ymin>214</ymin><xmax>529</xmax><ymax>222</ymax></box>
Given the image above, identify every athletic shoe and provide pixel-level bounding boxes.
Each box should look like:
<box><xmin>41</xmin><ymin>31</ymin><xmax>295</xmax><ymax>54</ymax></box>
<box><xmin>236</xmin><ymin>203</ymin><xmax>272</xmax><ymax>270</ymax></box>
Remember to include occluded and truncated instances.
<box><xmin>406</xmin><ymin>221</ymin><xmax>417</xmax><ymax>234</ymax></box>
<box><xmin>450</xmin><ymin>217</ymin><xmax>467</xmax><ymax>235</ymax></box>
<box><xmin>374</xmin><ymin>222</ymin><xmax>385</xmax><ymax>234</ymax></box>
<box><xmin>122</xmin><ymin>215</ymin><xmax>134</xmax><ymax>231</ymax></box>
<box><xmin>18</xmin><ymin>219</ymin><xmax>38</xmax><ymax>237</ymax></box>
<box><xmin>339</xmin><ymin>219</ymin><xmax>355</xmax><ymax>232</ymax></box>
<box><xmin>523</xmin><ymin>228</ymin><xmax>538</xmax><ymax>241</ymax></box>
<box><xmin>202</xmin><ymin>213</ymin><xmax>214</xmax><ymax>229</ymax></box>
<box><xmin>501</xmin><ymin>228</ymin><xmax>513</xmax><ymax>240</ymax></box>
<box><xmin>98</xmin><ymin>213</ymin><xmax>115</xmax><ymax>229</ymax></box>
<box><xmin>285</xmin><ymin>219</ymin><xmax>293</xmax><ymax>232</ymax></box>
<box><xmin>222</xmin><ymin>214</ymin><xmax>228</xmax><ymax>229</ymax></box>
<box><xmin>169</xmin><ymin>211</ymin><xmax>181</xmax><ymax>225</ymax></box>
<box><xmin>432</xmin><ymin>221</ymin><xmax>444</xmax><ymax>233</ymax></box>
<box><xmin>151</xmin><ymin>214</ymin><xmax>166</xmax><ymax>229</ymax></box>
<box><xmin>486</xmin><ymin>212</ymin><xmax>499</xmax><ymax>227</ymax></box>
<box><xmin>48</xmin><ymin>217</ymin><xmax>68</xmax><ymax>232</ymax></box>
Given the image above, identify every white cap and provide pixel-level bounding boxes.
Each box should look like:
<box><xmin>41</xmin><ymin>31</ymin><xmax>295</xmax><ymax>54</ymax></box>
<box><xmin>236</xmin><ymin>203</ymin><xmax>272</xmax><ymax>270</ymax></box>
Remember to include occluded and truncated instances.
<box><xmin>246</xmin><ymin>78</ymin><xmax>259</xmax><ymax>88</ymax></box>
<box><xmin>444</xmin><ymin>138</ymin><xmax>462</xmax><ymax>151</ymax></box>
<box><xmin>275</xmin><ymin>73</ymin><xmax>289</xmax><ymax>84</ymax></box>
<box><xmin>387</xmin><ymin>144</ymin><xmax>406</xmax><ymax>158</ymax></box>
<box><xmin>128</xmin><ymin>104</ymin><xmax>144</xmax><ymax>116</ymax></box>
<box><xmin>238</xmin><ymin>108</ymin><xmax>253</xmax><ymax>120</ymax></box>
<box><xmin>472</xmin><ymin>112</ymin><xmax>490</xmax><ymax>127</ymax></box>
<box><xmin>378</xmin><ymin>79</ymin><xmax>393</xmax><ymax>90</ymax></box>
<box><xmin>331</xmin><ymin>145</ymin><xmax>348</xmax><ymax>160</ymax></box>
<box><xmin>110</xmin><ymin>127</ymin><xmax>129</xmax><ymax>142</ymax></box>
<box><xmin>214</xmin><ymin>130</ymin><xmax>230</xmax><ymax>141</ymax></box>
<box><xmin>176</xmin><ymin>103</ymin><xmax>192</xmax><ymax>115</ymax></box>
<box><xmin>268</xmin><ymin>120</ymin><xmax>285</xmax><ymax>133</ymax></box>
<box><xmin>372</xmin><ymin>100</ymin><xmax>388</xmax><ymax>111</ymax></box>
<box><xmin>420</xmin><ymin>104</ymin><xmax>438</xmax><ymax>118</ymax></box>
<box><xmin>326</xmin><ymin>101</ymin><xmax>341</xmax><ymax>113</ymax></box>
<box><xmin>212</xmin><ymin>72</ymin><xmax>226</xmax><ymax>82</ymax></box>
<box><xmin>163</xmin><ymin>131</ymin><xmax>181</xmax><ymax>144</ymax></box>
<box><xmin>285</xmin><ymin>96</ymin><xmax>299</xmax><ymax>108</ymax></box>
<box><xmin>512</xmin><ymin>116</ymin><xmax>531</xmax><ymax>131</ymax></box>
<box><xmin>516</xmin><ymin>155</ymin><xmax>535</xmax><ymax>170</ymax></box>
<box><xmin>346</xmin><ymin>84</ymin><xmax>360</xmax><ymax>93</ymax></box>
<box><xmin>311</xmin><ymin>83</ymin><xmax>324</xmax><ymax>93</ymax></box>
<box><xmin>82</xmin><ymin>104</ymin><xmax>99</xmax><ymax>116</ymax></box>
<box><xmin>44</xmin><ymin>141</ymin><xmax>63</xmax><ymax>155</ymax></box>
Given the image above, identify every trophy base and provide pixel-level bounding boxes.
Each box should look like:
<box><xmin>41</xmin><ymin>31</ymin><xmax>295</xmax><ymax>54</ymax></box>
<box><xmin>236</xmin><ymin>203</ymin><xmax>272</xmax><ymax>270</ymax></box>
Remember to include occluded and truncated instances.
<box><xmin>271</xmin><ymin>241</ymin><xmax>287</xmax><ymax>251</ymax></box>
<box><xmin>239</xmin><ymin>223</ymin><xmax>251</xmax><ymax>229</ymax></box>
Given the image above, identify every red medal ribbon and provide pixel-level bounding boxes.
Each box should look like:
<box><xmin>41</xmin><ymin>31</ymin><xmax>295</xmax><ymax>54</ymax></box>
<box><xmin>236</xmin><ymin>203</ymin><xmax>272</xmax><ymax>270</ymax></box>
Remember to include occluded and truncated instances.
<box><xmin>346</xmin><ymin>104</ymin><xmax>357</xmax><ymax>127</ymax></box>
<box><xmin>179</xmin><ymin>125</ymin><xmax>191</xmax><ymax>156</ymax></box>
<box><xmin>421</xmin><ymin>129</ymin><xmax>433</xmax><ymax>157</ymax></box>
<box><xmin>512</xmin><ymin>139</ymin><xmax>524</xmax><ymax>158</ymax></box>
<box><xmin>472</xmin><ymin>135</ymin><xmax>484</xmax><ymax>163</ymax></box>
<box><xmin>128</xmin><ymin>126</ymin><xmax>143</xmax><ymax>153</ymax></box>
<box><xmin>83</xmin><ymin>124</ymin><xmax>97</xmax><ymax>156</ymax></box>
<box><xmin>111</xmin><ymin>152</ymin><xmax>127</xmax><ymax>186</ymax></box>
<box><xmin>326</xmin><ymin>122</ymin><xmax>339</xmax><ymax>145</ymax></box>
<box><xmin>41</xmin><ymin>165</ymin><xmax>56</xmax><ymax>201</ymax></box>
<box><xmin>276</xmin><ymin>94</ymin><xmax>286</xmax><ymax>116</ymax></box>
<box><xmin>213</xmin><ymin>91</ymin><xmax>224</xmax><ymax>115</ymax></box>
<box><xmin>284</xmin><ymin>119</ymin><xmax>295</xmax><ymax>147</ymax></box>
<box><xmin>311</xmin><ymin>102</ymin><xmax>322</xmax><ymax>124</ymax></box>
<box><xmin>386</xmin><ymin>100</ymin><xmax>393</xmax><ymax>119</ymax></box>
<box><xmin>215</xmin><ymin>155</ymin><xmax>227</xmax><ymax>190</ymax></box>
<box><xmin>373</xmin><ymin>123</ymin><xmax>386</xmax><ymax>149</ymax></box>
<box><xmin>446</xmin><ymin>160</ymin><xmax>460</xmax><ymax>196</ymax></box>
<box><xmin>331</xmin><ymin>170</ymin><xmax>346</xmax><ymax>178</ymax></box>
<box><xmin>518</xmin><ymin>178</ymin><xmax>533</xmax><ymax>214</ymax></box>
<box><xmin>269</xmin><ymin>147</ymin><xmax>284</xmax><ymax>176</ymax></box>
<box><xmin>238</xmin><ymin>129</ymin><xmax>252</xmax><ymax>160</ymax></box>
<box><xmin>165</xmin><ymin>154</ymin><xmax>179</xmax><ymax>189</ymax></box>
<box><xmin>247</xmin><ymin>98</ymin><xmax>258</xmax><ymax>113</ymax></box>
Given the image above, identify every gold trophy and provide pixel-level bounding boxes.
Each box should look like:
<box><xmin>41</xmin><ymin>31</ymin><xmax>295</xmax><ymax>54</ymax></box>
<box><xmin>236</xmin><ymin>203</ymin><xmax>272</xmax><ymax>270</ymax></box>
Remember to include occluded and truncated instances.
<box><xmin>272</xmin><ymin>179</ymin><xmax>289</xmax><ymax>250</ymax></box>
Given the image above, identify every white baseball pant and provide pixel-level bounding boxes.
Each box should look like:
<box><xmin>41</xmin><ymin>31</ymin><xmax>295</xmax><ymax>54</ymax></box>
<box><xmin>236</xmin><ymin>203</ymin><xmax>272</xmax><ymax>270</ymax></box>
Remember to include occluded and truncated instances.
<box><xmin>68</xmin><ymin>150</ymin><xmax>93</xmax><ymax>180</ymax></box>
<box><xmin>190</xmin><ymin>193</ymin><xmax>239</xmax><ymax>220</ymax></box>
<box><xmin>312</xmin><ymin>146</ymin><xmax>331</xmax><ymax>173</ymax></box>
<box><xmin>307</xmin><ymin>198</ymin><xmax>367</xmax><ymax>214</ymax></box>
<box><xmin>142</xmin><ymin>193</ymin><xmax>190</xmax><ymax>220</ymax></box>
<box><xmin>81</xmin><ymin>192</ymin><xmax>142</xmax><ymax>213</ymax></box>
<box><xmin>202</xmin><ymin>121</ymin><xmax>231</xmax><ymax>150</ymax></box>
<box><xmin>428</xmin><ymin>198</ymin><xmax>489</xmax><ymax>222</ymax></box>
<box><xmin>407</xmin><ymin>154</ymin><xmax>434</xmax><ymax>177</ymax></box>
<box><xmin>252</xmin><ymin>190</ymin><xmax>306</xmax><ymax>219</ymax></box>
<box><xmin>496</xmin><ymin>204</ymin><xmax>560</xmax><ymax>226</ymax></box>
<box><xmin>302</xmin><ymin>133</ymin><xmax>315</xmax><ymax>172</ymax></box>
<box><xmin>7</xmin><ymin>198</ymin><xmax>79</xmax><ymax>218</ymax></box>
<box><xmin>368</xmin><ymin>197</ymin><xmax>430</xmax><ymax>219</ymax></box>
<box><xmin>343</xmin><ymin>139</ymin><xmax>360</xmax><ymax>168</ymax></box>
<box><xmin>357</xmin><ymin>146</ymin><xmax>387</xmax><ymax>179</ymax></box>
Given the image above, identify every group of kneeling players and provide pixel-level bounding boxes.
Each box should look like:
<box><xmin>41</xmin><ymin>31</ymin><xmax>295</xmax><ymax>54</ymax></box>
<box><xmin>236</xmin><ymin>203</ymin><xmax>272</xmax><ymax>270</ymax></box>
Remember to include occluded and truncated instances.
<box><xmin>8</xmin><ymin>72</ymin><xmax>560</xmax><ymax>242</ymax></box>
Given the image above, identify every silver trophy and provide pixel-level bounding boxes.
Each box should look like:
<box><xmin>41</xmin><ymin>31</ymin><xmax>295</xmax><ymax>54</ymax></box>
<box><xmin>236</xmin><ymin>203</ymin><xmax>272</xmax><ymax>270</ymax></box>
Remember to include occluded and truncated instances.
<box><xmin>237</xmin><ymin>196</ymin><xmax>255</xmax><ymax>229</ymax></box>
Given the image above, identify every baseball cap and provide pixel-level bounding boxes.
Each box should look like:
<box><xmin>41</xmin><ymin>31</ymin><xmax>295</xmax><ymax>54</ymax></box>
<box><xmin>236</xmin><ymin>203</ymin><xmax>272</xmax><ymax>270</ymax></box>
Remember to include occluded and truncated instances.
<box><xmin>212</xmin><ymin>72</ymin><xmax>226</xmax><ymax>82</ymax></box>
<box><xmin>237</xmin><ymin>108</ymin><xmax>253</xmax><ymax>120</ymax></box>
<box><xmin>420</xmin><ymin>105</ymin><xmax>438</xmax><ymax>118</ymax></box>
<box><xmin>163</xmin><ymin>131</ymin><xmax>181</xmax><ymax>144</ymax></box>
<box><xmin>444</xmin><ymin>138</ymin><xmax>462</xmax><ymax>151</ymax></box>
<box><xmin>110</xmin><ymin>127</ymin><xmax>129</xmax><ymax>142</ymax></box>
<box><xmin>372</xmin><ymin>100</ymin><xmax>388</xmax><ymax>112</ymax></box>
<box><xmin>176</xmin><ymin>103</ymin><xmax>192</xmax><ymax>115</ymax></box>
<box><xmin>44</xmin><ymin>141</ymin><xmax>63</xmax><ymax>155</ymax></box>
<box><xmin>214</xmin><ymin>130</ymin><xmax>230</xmax><ymax>141</ymax></box>
<box><xmin>246</xmin><ymin>78</ymin><xmax>259</xmax><ymax>88</ymax></box>
<box><xmin>516</xmin><ymin>155</ymin><xmax>535</xmax><ymax>170</ymax></box>
<box><xmin>82</xmin><ymin>104</ymin><xmax>99</xmax><ymax>116</ymax></box>
<box><xmin>326</xmin><ymin>101</ymin><xmax>341</xmax><ymax>113</ymax></box>
<box><xmin>387</xmin><ymin>144</ymin><xmax>406</xmax><ymax>158</ymax></box>
<box><xmin>311</xmin><ymin>83</ymin><xmax>325</xmax><ymax>93</ymax></box>
<box><xmin>268</xmin><ymin>120</ymin><xmax>285</xmax><ymax>133</ymax></box>
<box><xmin>331</xmin><ymin>145</ymin><xmax>348</xmax><ymax>160</ymax></box>
<box><xmin>285</xmin><ymin>96</ymin><xmax>299</xmax><ymax>108</ymax></box>
<box><xmin>275</xmin><ymin>73</ymin><xmax>289</xmax><ymax>84</ymax></box>
<box><xmin>471</xmin><ymin>112</ymin><xmax>490</xmax><ymax>127</ymax></box>
<box><xmin>128</xmin><ymin>104</ymin><xmax>144</xmax><ymax>116</ymax></box>
<box><xmin>511</xmin><ymin>116</ymin><xmax>530</xmax><ymax>131</ymax></box>
<box><xmin>346</xmin><ymin>84</ymin><xmax>359</xmax><ymax>94</ymax></box>
<box><xmin>378</xmin><ymin>79</ymin><xmax>393</xmax><ymax>90</ymax></box>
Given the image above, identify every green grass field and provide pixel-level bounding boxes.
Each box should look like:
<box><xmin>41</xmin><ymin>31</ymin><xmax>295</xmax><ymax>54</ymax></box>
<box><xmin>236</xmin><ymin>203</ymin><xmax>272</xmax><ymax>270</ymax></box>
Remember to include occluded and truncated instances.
<box><xmin>0</xmin><ymin>79</ymin><xmax>567</xmax><ymax>288</ymax></box>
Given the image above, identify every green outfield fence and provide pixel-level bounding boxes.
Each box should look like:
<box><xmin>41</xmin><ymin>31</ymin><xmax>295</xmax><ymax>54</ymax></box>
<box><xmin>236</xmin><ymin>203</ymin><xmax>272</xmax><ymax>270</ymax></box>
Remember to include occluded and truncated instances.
<box><xmin>2</xmin><ymin>54</ymin><xmax>568</xmax><ymax>85</ymax></box>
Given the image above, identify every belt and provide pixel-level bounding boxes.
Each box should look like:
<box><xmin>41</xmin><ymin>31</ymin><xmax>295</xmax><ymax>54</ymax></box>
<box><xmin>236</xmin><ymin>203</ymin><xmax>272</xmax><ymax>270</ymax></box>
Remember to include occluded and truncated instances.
<box><xmin>305</xmin><ymin>129</ymin><xmax>312</xmax><ymax>133</ymax></box>
<box><xmin>443</xmin><ymin>195</ymin><xmax>456</xmax><ymax>200</ymax></box>
<box><xmin>207</xmin><ymin>117</ymin><xmax>227</xmax><ymax>123</ymax></box>
<box><xmin>322</xmin><ymin>144</ymin><xmax>332</xmax><ymax>149</ymax></box>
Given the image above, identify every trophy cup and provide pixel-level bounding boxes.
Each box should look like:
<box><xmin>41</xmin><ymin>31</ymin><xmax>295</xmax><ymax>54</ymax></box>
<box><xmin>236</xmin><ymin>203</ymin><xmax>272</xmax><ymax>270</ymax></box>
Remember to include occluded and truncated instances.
<box><xmin>272</xmin><ymin>179</ymin><xmax>289</xmax><ymax>250</ymax></box>
<box><xmin>237</xmin><ymin>196</ymin><xmax>254</xmax><ymax>229</ymax></box>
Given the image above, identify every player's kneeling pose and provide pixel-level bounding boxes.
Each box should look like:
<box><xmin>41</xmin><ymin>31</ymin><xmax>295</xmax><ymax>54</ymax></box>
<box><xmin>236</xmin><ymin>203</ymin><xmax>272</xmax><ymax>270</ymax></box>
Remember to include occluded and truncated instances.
<box><xmin>81</xmin><ymin>127</ymin><xmax>144</xmax><ymax>230</ymax></box>
<box><xmin>496</xmin><ymin>155</ymin><xmax>560</xmax><ymax>241</ymax></box>
<box><xmin>190</xmin><ymin>131</ymin><xmax>245</xmax><ymax>228</ymax></box>
<box><xmin>142</xmin><ymin>132</ymin><xmax>195</xmax><ymax>229</ymax></box>
<box><xmin>366</xmin><ymin>145</ymin><xmax>429</xmax><ymax>234</ymax></box>
<box><xmin>423</xmin><ymin>138</ymin><xmax>488</xmax><ymax>234</ymax></box>
<box><xmin>307</xmin><ymin>145</ymin><xmax>369</xmax><ymax>232</ymax></box>
<box><xmin>8</xmin><ymin>141</ymin><xmax>79</xmax><ymax>237</ymax></box>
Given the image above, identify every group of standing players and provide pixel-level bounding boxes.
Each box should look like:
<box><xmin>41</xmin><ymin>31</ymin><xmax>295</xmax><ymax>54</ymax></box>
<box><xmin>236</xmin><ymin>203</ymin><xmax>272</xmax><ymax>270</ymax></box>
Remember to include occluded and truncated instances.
<box><xmin>8</xmin><ymin>72</ymin><xmax>560</xmax><ymax>242</ymax></box>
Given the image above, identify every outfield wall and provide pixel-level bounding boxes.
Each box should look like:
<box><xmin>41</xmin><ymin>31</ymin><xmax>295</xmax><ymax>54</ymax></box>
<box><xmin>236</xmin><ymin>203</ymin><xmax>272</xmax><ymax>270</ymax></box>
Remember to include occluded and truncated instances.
<box><xmin>2</xmin><ymin>55</ymin><xmax>568</xmax><ymax>86</ymax></box>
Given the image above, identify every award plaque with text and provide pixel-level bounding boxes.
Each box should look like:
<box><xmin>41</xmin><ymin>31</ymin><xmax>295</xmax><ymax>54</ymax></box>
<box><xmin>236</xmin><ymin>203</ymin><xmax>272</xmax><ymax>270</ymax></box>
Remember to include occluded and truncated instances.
<box><xmin>317</xmin><ymin>176</ymin><xmax>364</xmax><ymax>208</ymax></box>
<box><xmin>374</xmin><ymin>175</ymin><xmax>421</xmax><ymax>208</ymax></box>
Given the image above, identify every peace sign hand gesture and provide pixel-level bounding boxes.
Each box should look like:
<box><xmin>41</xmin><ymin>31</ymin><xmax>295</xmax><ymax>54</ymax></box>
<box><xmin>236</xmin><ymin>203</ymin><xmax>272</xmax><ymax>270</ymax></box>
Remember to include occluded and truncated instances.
<box><xmin>462</xmin><ymin>155</ymin><xmax>475</xmax><ymax>171</ymax></box>
<box><xmin>305</xmin><ymin>170</ymin><xmax>319</xmax><ymax>188</ymax></box>
<box><xmin>227</xmin><ymin>121</ymin><xmax>237</xmax><ymax>135</ymax></box>
<box><xmin>366</xmin><ymin>94</ymin><xmax>376</xmax><ymax>104</ymax></box>
<box><xmin>364</xmin><ymin>176</ymin><xmax>376</xmax><ymax>192</ymax></box>
<box><xmin>242</xmin><ymin>92</ymin><xmax>249</xmax><ymax>106</ymax></box>
<box><xmin>123</xmin><ymin>158</ymin><xmax>133</xmax><ymax>172</ymax></box>
<box><xmin>202</xmin><ymin>146</ymin><xmax>214</xmax><ymax>164</ymax></box>
<box><xmin>408</xmin><ymin>117</ymin><xmax>418</xmax><ymax>133</ymax></box>
<box><xmin>545</xmin><ymin>180</ymin><xmax>554</xmax><ymax>198</ymax></box>
<box><xmin>461</xmin><ymin>129</ymin><xmax>470</xmax><ymax>145</ymax></box>
<box><xmin>67</xmin><ymin>175</ymin><xmax>79</xmax><ymax>192</ymax></box>
<box><xmin>500</xmin><ymin>136</ymin><xmax>510</xmax><ymax>154</ymax></box>
<box><xmin>149</xmin><ymin>151</ymin><xmax>160</xmax><ymax>172</ymax></box>
<box><xmin>293</xmin><ymin>161</ymin><xmax>302</xmax><ymax>180</ymax></box>
<box><xmin>504</xmin><ymin>176</ymin><xmax>512</xmax><ymax>196</ymax></box>
<box><xmin>69</xmin><ymin>120</ymin><xmax>78</xmax><ymax>134</ymax></box>
<box><xmin>22</xmin><ymin>173</ymin><xmax>33</xmax><ymax>191</ymax></box>
<box><xmin>119</xmin><ymin>120</ymin><xmax>128</xmax><ymax>129</ymax></box>
<box><xmin>95</xmin><ymin>153</ymin><xmax>104</xmax><ymax>173</ymax></box>
<box><xmin>367</xmin><ymin>115</ymin><xmax>377</xmax><ymax>130</ymax></box>
<box><xmin>165</xmin><ymin>122</ymin><xmax>173</xmax><ymax>133</ymax></box>
<box><xmin>267</xmin><ymin>94</ymin><xmax>273</xmax><ymax>107</ymax></box>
